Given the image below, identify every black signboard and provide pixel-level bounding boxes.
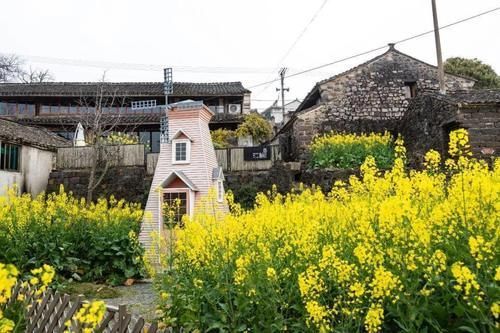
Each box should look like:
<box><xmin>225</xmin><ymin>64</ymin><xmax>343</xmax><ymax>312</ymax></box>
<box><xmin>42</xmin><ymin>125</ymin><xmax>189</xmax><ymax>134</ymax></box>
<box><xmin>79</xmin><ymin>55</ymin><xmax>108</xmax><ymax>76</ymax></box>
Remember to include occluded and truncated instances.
<box><xmin>243</xmin><ymin>146</ymin><xmax>271</xmax><ymax>161</ymax></box>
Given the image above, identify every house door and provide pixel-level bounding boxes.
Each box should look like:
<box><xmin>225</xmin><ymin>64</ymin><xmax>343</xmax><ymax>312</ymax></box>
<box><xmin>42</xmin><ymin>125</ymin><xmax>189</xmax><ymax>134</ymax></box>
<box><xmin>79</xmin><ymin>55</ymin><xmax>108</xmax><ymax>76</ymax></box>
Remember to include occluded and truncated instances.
<box><xmin>162</xmin><ymin>191</ymin><xmax>189</xmax><ymax>227</ymax></box>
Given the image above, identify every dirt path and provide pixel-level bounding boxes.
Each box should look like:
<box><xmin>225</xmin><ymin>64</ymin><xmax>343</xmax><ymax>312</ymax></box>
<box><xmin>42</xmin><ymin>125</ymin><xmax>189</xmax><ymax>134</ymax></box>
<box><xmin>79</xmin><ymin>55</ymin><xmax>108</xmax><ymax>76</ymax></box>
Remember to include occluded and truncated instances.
<box><xmin>100</xmin><ymin>281</ymin><xmax>157</xmax><ymax>322</ymax></box>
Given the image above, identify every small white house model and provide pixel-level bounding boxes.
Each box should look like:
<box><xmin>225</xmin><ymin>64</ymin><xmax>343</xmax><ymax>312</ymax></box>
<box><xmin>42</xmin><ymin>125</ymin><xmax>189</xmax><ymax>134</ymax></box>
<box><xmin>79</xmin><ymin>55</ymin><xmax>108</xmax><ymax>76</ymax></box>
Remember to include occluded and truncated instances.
<box><xmin>139</xmin><ymin>100</ymin><xmax>227</xmax><ymax>250</ymax></box>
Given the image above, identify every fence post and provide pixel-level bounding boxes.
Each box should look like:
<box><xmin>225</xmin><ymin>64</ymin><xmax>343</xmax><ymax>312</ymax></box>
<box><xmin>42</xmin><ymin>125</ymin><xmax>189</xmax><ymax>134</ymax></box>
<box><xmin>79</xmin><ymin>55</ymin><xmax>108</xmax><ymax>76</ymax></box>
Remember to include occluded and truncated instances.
<box><xmin>226</xmin><ymin>147</ymin><xmax>231</xmax><ymax>171</ymax></box>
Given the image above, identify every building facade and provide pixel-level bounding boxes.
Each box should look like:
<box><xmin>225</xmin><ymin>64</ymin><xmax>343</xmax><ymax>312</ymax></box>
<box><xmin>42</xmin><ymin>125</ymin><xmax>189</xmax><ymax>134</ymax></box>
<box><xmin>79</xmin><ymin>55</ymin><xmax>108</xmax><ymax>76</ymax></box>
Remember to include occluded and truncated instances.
<box><xmin>0</xmin><ymin>119</ymin><xmax>69</xmax><ymax>196</ymax></box>
<box><xmin>278</xmin><ymin>44</ymin><xmax>476</xmax><ymax>160</ymax></box>
<box><xmin>0</xmin><ymin>81</ymin><xmax>251</xmax><ymax>153</ymax></box>
<box><xmin>262</xmin><ymin>98</ymin><xmax>301</xmax><ymax>124</ymax></box>
<box><xmin>400</xmin><ymin>89</ymin><xmax>500</xmax><ymax>166</ymax></box>
<box><xmin>140</xmin><ymin>101</ymin><xmax>227</xmax><ymax>251</ymax></box>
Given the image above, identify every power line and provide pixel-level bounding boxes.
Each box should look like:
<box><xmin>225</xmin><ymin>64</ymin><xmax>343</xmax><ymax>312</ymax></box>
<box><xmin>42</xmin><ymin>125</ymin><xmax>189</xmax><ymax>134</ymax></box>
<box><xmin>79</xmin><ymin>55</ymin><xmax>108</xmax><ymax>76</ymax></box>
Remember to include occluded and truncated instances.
<box><xmin>248</xmin><ymin>6</ymin><xmax>500</xmax><ymax>89</ymax></box>
<box><xmin>254</xmin><ymin>0</ymin><xmax>329</xmax><ymax>97</ymax></box>
<box><xmin>0</xmin><ymin>52</ymin><xmax>333</xmax><ymax>77</ymax></box>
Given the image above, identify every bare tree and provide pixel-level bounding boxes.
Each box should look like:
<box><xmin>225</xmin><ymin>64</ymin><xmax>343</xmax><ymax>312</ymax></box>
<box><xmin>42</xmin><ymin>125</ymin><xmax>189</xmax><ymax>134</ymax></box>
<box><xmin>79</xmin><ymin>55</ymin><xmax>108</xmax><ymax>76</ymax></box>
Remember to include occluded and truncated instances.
<box><xmin>0</xmin><ymin>54</ymin><xmax>54</xmax><ymax>83</ymax></box>
<box><xmin>18</xmin><ymin>67</ymin><xmax>54</xmax><ymax>83</ymax></box>
<box><xmin>75</xmin><ymin>73</ymin><xmax>139</xmax><ymax>203</ymax></box>
<box><xmin>0</xmin><ymin>55</ymin><xmax>23</xmax><ymax>82</ymax></box>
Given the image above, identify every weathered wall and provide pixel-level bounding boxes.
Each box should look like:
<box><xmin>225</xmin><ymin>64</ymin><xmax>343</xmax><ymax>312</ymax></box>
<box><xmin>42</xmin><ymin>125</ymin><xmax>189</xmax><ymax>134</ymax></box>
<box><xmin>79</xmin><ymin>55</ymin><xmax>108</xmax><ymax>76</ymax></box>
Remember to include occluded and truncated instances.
<box><xmin>224</xmin><ymin>163</ymin><xmax>360</xmax><ymax>206</ymax></box>
<box><xmin>399</xmin><ymin>95</ymin><xmax>457</xmax><ymax>166</ymax></box>
<box><xmin>22</xmin><ymin>146</ymin><xmax>55</xmax><ymax>196</ymax></box>
<box><xmin>457</xmin><ymin>105</ymin><xmax>500</xmax><ymax>157</ymax></box>
<box><xmin>318</xmin><ymin>50</ymin><xmax>473</xmax><ymax>121</ymax></box>
<box><xmin>285</xmin><ymin>48</ymin><xmax>475</xmax><ymax>161</ymax></box>
<box><xmin>290</xmin><ymin>106</ymin><xmax>399</xmax><ymax>160</ymax></box>
<box><xmin>47</xmin><ymin>166</ymin><xmax>151</xmax><ymax>205</ymax></box>
<box><xmin>0</xmin><ymin>145</ymin><xmax>54</xmax><ymax>197</ymax></box>
<box><xmin>0</xmin><ymin>170</ymin><xmax>23</xmax><ymax>196</ymax></box>
<box><xmin>400</xmin><ymin>94</ymin><xmax>500</xmax><ymax>167</ymax></box>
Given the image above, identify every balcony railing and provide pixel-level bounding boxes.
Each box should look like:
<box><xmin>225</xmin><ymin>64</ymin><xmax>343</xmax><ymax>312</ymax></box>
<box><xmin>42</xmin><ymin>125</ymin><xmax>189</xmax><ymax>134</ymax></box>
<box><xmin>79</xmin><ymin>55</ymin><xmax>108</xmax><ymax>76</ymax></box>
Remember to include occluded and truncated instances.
<box><xmin>0</xmin><ymin>102</ymin><xmax>166</xmax><ymax>116</ymax></box>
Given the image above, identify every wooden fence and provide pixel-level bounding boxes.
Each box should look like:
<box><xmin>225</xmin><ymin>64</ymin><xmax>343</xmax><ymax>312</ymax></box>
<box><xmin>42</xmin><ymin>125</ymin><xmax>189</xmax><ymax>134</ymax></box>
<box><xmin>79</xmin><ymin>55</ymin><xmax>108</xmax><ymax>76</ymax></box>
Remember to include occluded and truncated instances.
<box><xmin>58</xmin><ymin>144</ymin><xmax>281</xmax><ymax>173</ymax></box>
<box><xmin>216</xmin><ymin>145</ymin><xmax>281</xmax><ymax>171</ymax></box>
<box><xmin>7</xmin><ymin>282</ymin><xmax>174</xmax><ymax>333</ymax></box>
<box><xmin>57</xmin><ymin>145</ymin><xmax>145</xmax><ymax>169</ymax></box>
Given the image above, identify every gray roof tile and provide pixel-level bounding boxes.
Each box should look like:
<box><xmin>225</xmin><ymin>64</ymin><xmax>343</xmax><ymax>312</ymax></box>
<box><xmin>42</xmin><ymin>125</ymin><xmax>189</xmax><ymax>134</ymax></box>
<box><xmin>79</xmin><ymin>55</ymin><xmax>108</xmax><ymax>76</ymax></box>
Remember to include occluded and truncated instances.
<box><xmin>0</xmin><ymin>82</ymin><xmax>251</xmax><ymax>97</ymax></box>
<box><xmin>0</xmin><ymin>118</ymin><xmax>70</xmax><ymax>150</ymax></box>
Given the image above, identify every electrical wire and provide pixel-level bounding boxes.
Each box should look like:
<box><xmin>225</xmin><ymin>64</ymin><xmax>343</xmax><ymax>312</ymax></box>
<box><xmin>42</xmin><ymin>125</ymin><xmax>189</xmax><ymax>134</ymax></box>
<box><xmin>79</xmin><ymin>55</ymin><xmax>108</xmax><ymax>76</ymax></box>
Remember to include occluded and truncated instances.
<box><xmin>254</xmin><ymin>0</ymin><xmax>329</xmax><ymax>97</ymax></box>
<box><xmin>248</xmin><ymin>6</ymin><xmax>500</xmax><ymax>89</ymax></box>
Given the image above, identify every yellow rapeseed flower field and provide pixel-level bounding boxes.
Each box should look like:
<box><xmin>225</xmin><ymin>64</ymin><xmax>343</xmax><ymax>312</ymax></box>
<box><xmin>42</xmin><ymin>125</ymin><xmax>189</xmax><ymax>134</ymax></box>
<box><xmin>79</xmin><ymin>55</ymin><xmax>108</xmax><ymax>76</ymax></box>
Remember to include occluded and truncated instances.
<box><xmin>157</xmin><ymin>130</ymin><xmax>499</xmax><ymax>332</ymax></box>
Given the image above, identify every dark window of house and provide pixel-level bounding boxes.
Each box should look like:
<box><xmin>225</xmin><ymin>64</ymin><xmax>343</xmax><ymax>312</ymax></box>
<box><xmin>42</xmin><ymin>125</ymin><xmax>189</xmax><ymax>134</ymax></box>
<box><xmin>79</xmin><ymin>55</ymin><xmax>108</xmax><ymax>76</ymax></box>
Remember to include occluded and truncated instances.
<box><xmin>139</xmin><ymin>131</ymin><xmax>151</xmax><ymax>151</ymax></box>
<box><xmin>138</xmin><ymin>131</ymin><xmax>161</xmax><ymax>153</ymax></box>
<box><xmin>0</xmin><ymin>143</ymin><xmax>20</xmax><ymax>171</ymax></box>
<box><xmin>175</xmin><ymin>142</ymin><xmax>187</xmax><ymax>161</ymax></box>
<box><xmin>151</xmin><ymin>131</ymin><xmax>160</xmax><ymax>153</ymax></box>
<box><xmin>404</xmin><ymin>82</ymin><xmax>418</xmax><ymax>98</ymax></box>
<box><xmin>57</xmin><ymin>132</ymin><xmax>75</xmax><ymax>140</ymax></box>
<box><xmin>163</xmin><ymin>192</ymin><xmax>187</xmax><ymax>226</ymax></box>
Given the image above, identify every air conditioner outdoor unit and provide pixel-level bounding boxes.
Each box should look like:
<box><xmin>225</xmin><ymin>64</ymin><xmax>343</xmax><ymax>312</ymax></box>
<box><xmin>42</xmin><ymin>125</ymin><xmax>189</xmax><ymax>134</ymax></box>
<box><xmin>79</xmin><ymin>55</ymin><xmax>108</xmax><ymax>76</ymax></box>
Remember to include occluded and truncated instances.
<box><xmin>228</xmin><ymin>104</ymin><xmax>241</xmax><ymax>114</ymax></box>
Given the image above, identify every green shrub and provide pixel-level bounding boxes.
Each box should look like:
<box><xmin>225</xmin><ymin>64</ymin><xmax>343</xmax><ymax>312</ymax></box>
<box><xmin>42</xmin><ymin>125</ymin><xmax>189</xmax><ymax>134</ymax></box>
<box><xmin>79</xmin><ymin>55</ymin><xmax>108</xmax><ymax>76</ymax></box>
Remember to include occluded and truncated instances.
<box><xmin>211</xmin><ymin>128</ymin><xmax>236</xmax><ymax>149</ymax></box>
<box><xmin>236</xmin><ymin>113</ymin><xmax>273</xmax><ymax>144</ymax></box>
<box><xmin>0</xmin><ymin>187</ymin><xmax>145</xmax><ymax>285</ymax></box>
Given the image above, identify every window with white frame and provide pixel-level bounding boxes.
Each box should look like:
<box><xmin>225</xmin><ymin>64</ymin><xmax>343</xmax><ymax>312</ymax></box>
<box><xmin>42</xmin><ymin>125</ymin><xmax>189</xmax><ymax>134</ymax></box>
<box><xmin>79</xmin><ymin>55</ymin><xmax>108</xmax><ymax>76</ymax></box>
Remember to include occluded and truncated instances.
<box><xmin>131</xmin><ymin>100</ymin><xmax>157</xmax><ymax>109</ymax></box>
<box><xmin>217</xmin><ymin>180</ymin><xmax>224</xmax><ymax>202</ymax></box>
<box><xmin>172</xmin><ymin>139</ymin><xmax>190</xmax><ymax>164</ymax></box>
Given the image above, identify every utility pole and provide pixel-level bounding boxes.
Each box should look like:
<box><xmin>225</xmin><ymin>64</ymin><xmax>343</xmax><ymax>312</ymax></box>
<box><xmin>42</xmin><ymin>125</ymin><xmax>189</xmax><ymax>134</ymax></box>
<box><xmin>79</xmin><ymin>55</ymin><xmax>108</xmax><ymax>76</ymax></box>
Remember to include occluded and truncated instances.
<box><xmin>161</xmin><ymin>68</ymin><xmax>173</xmax><ymax>144</ymax></box>
<box><xmin>431</xmin><ymin>0</ymin><xmax>446</xmax><ymax>94</ymax></box>
<box><xmin>276</xmin><ymin>67</ymin><xmax>289</xmax><ymax>124</ymax></box>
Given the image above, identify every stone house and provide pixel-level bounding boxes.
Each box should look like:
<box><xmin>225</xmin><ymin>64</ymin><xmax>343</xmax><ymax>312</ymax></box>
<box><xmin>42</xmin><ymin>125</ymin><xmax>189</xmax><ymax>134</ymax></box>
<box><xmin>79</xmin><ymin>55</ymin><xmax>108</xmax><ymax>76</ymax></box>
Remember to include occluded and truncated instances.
<box><xmin>277</xmin><ymin>44</ymin><xmax>476</xmax><ymax>161</ymax></box>
<box><xmin>0</xmin><ymin>81</ymin><xmax>251</xmax><ymax>153</ymax></box>
<box><xmin>140</xmin><ymin>100</ymin><xmax>227</xmax><ymax>250</ymax></box>
<box><xmin>399</xmin><ymin>89</ymin><xmax>500</xmax><ymax>166</ymax></box>
<box><xmin>0</xmin><ymin>118</ymin><xmax>69</xmax><ymax>196</ymax></box>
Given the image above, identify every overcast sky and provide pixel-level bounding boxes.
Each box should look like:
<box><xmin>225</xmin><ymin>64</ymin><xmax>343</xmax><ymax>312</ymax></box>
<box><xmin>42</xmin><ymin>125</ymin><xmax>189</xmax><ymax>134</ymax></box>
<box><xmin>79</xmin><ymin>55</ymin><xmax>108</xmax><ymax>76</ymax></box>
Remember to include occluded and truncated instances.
<box><xmin>1</xmin><ymin>0</ymin><xmax>499</xmax><ymax>110</ymax></box>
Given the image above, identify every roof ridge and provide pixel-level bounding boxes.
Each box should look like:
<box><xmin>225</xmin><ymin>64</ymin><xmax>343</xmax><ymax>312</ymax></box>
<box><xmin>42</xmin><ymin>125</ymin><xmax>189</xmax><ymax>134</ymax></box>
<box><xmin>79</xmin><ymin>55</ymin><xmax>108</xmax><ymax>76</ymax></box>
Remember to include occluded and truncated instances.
<box><xmin>0</xmin><ymin>81</ymin><xmax>246</xmax><ymax>85</ymax></box>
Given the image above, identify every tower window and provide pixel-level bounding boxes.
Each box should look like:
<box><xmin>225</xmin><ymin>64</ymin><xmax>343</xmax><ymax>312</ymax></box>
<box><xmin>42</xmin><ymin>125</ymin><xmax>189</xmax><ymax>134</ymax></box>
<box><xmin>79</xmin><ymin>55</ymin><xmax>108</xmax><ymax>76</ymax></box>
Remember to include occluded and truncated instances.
<box><xmin>172</xmin><ymin>139</ymin><xmax>190</xmax><ymax>164</ymax></box>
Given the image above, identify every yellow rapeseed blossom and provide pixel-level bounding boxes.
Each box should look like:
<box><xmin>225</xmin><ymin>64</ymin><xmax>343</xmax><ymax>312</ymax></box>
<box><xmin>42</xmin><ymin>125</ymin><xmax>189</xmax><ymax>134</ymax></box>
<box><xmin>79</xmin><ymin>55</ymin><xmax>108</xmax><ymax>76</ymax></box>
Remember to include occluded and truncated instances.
<box><xmin>451</xmin><ymin>262</ymin><xmax>481</xmax><ymax>299</ymax></box>
<box><xmin>365</xmin><ymin>303</ymin><xmax>384</xmax><ymax>333</ymax></box>
<box><xmin>424</xmin><ymin>149</ymin><xmax>441</xmax><ymax>171</ymax></box>
<box><xmin>266</xmin><ymin>267</ymin><xmax>277</xmax><ymax>281</ymax></box>
<box><xmin>68</xmin><ymin>300</ymin><xmax>106</xmax><ymax>333</ymax></box>
<box><xmin>0</xmin><ymin>264</ymin><xmax>18</xmax><ymax>304</ymax></box>
<box><xmin>0</xmin><ymin>263</ymin><xmax>55</xmax><ymax>333</ymax></box>
<box><xmin>159</xmin><ymin>130</ymin><xmax>499</xmax><ymax>331</ymax></box>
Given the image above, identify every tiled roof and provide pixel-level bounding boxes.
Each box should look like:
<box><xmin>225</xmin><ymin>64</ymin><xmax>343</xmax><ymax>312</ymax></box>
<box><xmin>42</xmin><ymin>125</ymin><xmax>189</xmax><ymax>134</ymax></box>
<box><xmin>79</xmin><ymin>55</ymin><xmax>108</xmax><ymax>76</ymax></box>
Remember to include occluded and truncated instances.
<box><xmin>296</xmin><ymin>45</ymin><xmax>476</xmax><ymax>112</ymax></box>
<box><xmin>0</xmin><ymin>118</ymin><xmax>70</xmax><ymax>150</ymax></box>
<box><xmin>0</xmin><ymin>82</ymin><xmax>251</xmax><ymax>97</ymax></box>
<box><xmin>421</xmin><ymin>89</ymin><xmax>500</xmax><ymax>105</ymax></box>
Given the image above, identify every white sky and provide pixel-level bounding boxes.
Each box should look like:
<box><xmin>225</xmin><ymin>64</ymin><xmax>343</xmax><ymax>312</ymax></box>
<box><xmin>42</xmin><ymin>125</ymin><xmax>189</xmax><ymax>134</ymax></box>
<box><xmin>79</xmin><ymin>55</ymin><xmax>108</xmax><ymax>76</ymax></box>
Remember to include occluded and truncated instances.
<box><xmin>1</xmin><ymin>0</ymin><xmax>499</xmax><ymax>110</ymax></box>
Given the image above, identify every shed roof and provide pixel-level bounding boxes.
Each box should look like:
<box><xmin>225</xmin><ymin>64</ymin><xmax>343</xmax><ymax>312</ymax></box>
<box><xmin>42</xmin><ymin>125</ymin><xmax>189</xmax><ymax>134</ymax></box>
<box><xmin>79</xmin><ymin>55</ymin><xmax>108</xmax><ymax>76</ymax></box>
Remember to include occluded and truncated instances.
<box><xmin>0</xmin><ymin>118</ymin><xmax>70</xmax><ymax>150</ymax></box>
<box><xmin>0</xmin><ymin>81</ymin><xmax>251</xmax><ymax>97</ymax></box>
<box><xmin>425</xmin><ymin>89</ymin><xmax>500</xmax><ymax>105</ymax></box>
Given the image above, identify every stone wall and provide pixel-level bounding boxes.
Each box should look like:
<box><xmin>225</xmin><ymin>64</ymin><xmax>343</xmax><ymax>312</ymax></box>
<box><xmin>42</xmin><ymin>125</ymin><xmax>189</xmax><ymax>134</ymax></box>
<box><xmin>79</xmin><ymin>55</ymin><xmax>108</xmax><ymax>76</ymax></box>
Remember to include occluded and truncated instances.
<box><xmin>458</xmin><ymin>105</ymin><xmax>500</xmax><ymax>157</ymax></box>
<box><xmin>284</xmin><ymin>48</ymin><xmax>475</xmax><ymax>161</ymax></box>
<box><xmin>47</xmin><ymin>166</ymin><xmax>152</xmax><ymax>205</ymax></box>
<box><xmin>399</xmin><ymin>95</ymin><xmax>457</xmax><ymax>166</ymax></box>
<box><xmin>318</xmin><ymin>50</ymin><xmax>473</xmax><ymax>120</ymax></box>
<box><xmin>224</xmin><ymin>163</ymin><xmax>359</xmax><ymax>206</ymax></box>
<box><xmin>400</xmin><ymin>94</ymin><xmax>500</xmax><ymax>167</ymax></box>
